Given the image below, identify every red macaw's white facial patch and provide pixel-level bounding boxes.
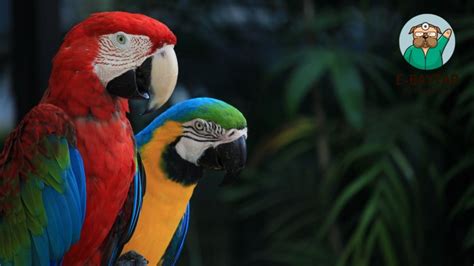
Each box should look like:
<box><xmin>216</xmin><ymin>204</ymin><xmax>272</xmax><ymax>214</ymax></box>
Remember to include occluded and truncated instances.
<box><xmin>94</xmin><ymin>32</ymin><xmax>153</xmax><ymax>85</ymax></box>
<box><xmin>93</xmin><ymin>31</ymin><xmax>179</xmax><ymax>110</ymax></box>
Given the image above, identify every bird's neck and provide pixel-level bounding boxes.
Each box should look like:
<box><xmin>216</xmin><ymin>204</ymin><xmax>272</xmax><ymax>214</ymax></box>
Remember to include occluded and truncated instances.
<box><xmin>123</xmin><ymin>121</ymin><xmax>198</xmax><ymax>264</ymax></box>
<box><xmin>42</xmin><ymin>66</ymin><xmax>129</xmax><ymax>120</ymax></box>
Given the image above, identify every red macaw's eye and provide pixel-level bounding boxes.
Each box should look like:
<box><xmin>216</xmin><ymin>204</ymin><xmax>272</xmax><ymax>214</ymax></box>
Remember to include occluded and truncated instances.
<box><xmin>116</xmin><ymin>34</ymin><xmax>128</xmax><ymax>45</ymax></box>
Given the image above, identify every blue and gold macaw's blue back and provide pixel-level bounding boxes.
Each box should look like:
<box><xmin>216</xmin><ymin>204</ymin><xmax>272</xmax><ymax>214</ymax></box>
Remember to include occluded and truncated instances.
<box><xmin>0</xmin><ymin>104</ymin><xmax>86</xmax><ymax>266</ymax></box>
<box><xmin>120</xmin><ymin>97</ymin><xmax>247</xmax><ymax>265</ymax></box>
<box><xmin>161</xmin><ymin>204</ymin><xmax>190</xmax><ymax>266</ymax></box>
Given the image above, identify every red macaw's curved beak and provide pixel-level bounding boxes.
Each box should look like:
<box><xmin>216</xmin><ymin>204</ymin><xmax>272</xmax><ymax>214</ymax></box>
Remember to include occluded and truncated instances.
<box><xmin>106</xmin><ymin>44</ymin><xmax>178</xmax><ymax>113</ymax></box>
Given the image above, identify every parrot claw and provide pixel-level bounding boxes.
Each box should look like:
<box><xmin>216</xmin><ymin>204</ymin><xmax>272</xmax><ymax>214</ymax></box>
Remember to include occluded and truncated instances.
<box><xmin>116</xmin><ymin>251</ymin><xmax>149</xmax><ymax>266</ymax></box>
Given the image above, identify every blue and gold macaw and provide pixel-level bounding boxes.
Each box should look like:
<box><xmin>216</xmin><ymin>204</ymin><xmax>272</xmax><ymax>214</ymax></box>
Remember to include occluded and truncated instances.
<box><xmin>117</xmin><ymin>97</ymin><xmax>248</xmax><ymax>265</ymax></box>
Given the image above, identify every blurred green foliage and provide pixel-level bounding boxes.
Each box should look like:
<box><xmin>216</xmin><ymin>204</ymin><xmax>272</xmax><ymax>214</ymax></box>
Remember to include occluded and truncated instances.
<box><xmin>215</xmin><ymin>3</ymin><xmax>474</xmax><ymax>266</ymax></box>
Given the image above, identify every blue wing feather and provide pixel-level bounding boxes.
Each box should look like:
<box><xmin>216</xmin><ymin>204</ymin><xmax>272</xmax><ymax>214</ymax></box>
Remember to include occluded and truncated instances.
<box><xmin>69</xmin><ymin>147</ymin><xmax>87</xmax><ymax>224</ymax></box>
<box><xmin>32</xmin><ymin>233</ymin><xmax>50</xmax><ymax>266</ymax></box>
<box><xmin>43</xmin><ymin>188</ymin><xmax>66</xmax><ymax>259</ymax></box>
<box><xmin>161</xmin><ymin>203</ymin><xmax>191</xmax><ymax>266</ymax></box>
<box><xmin>41</xmin><ymin>145</ymin><xmax>86</xmax><ymax>264</ymax></box>
<box><xmin>63</xmin><ymin>167</ymin><xmax>82</xmax><ymax>242</ymax></box>
<box><xmin>128</xmin><ymin>170</ymin><xmax>141</xmax><ymax>237</ymax></box>
<box><xmin>106</xmin><ymin>154</ymin><xmax>145</xmax><ymax>265</ymax></box>
<box><xmin>171</xmin><ymin>204</ymin><xmax>190</xmax><ymax>266</ymax></box>
<box><xmin>125</xmin><ymin>155</ymin><xmax>145</xmax><ymax>244</ymax></box>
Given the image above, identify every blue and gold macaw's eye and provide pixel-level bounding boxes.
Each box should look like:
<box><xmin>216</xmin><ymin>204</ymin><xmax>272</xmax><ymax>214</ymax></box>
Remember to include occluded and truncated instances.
<box><xmin>194</xmin><ymin>120</ymin><xmax>205</xmax><ymax>131</ymax></box>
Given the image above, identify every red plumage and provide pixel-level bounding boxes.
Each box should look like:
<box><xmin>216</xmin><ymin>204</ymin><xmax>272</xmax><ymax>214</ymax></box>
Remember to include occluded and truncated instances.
<box><xmin>37</xmin><ymin>12</ymin><xmax>177</xmax><ymax>265</ymax></box>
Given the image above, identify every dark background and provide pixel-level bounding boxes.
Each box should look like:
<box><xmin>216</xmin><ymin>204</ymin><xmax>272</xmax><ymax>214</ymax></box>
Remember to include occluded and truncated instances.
<box><xmin>1</xmin><ymin>0</ymin><xmax>473</xmax><ymax>265</ymax></box>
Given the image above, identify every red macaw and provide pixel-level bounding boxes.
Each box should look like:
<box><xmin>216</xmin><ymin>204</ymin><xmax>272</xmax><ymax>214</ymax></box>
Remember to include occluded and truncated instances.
<box><xmin>0</xmin><ymin>11</ymin><xmax>178</xmax><ymax>265</ymax></box>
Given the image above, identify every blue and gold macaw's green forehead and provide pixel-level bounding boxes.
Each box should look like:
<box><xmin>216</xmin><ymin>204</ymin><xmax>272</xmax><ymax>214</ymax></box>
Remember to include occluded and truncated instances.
<box><xmin>137</xmin><ymin>97</ymin><xmax>247</xmax><ymax>146</ymax></box>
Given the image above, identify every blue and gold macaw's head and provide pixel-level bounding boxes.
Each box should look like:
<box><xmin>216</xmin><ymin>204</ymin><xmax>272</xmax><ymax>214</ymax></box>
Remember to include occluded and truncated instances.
<box><xmin>136</xmin><ymin>97</ymin><xmax>247</xmax><ymax>185</ymax></box>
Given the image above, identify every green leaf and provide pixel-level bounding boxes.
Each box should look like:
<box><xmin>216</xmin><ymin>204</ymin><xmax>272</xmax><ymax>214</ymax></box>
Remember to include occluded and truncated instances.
<box><xmin>444</xmin><ymin>154</ymin><xmax>474</xmax><ymax>184</ymax></box>
<box><xmin>382</xmin><ymin>160</ymin><xmax>411</xmax><ymax>220</ymax></box>
<box><xmin>389</xmin><ymin>146</ymin><xmax>415</xmax><ymax>181</ymax></box>
<box><xmin>362</xmin><ymin>221</ymin><xmax>379</xmax><ymax>265</ymax></box>
<box><xmin>377</xmin><ymin>221</ymin><xmax>399</xmax><ymax>266</ymax></box>
<box><xmin>274</xmin><ymin>212</ymin><xmax>318</xmax><ymax>241</ymax></box>
<box><xmin>335</xmin><ymin>192</ymin><xmax>379</xmax><ymax>266</ymax></box>
<box><xmin>449</xmin><ymin>184</ymin><xmax>474</xmax><ymax>219</ymax></box>
<box><xmin>237</xmin><ymin>191</ymin><xmax>291</xmax><ymax>217</ymax></box>
<box><xmin>251</xmin><ymin>117</ymin><xmax>316</xmax><ymax>165</ymax></box>
<box><xmin>329</xmin><ymin>55</ymin><xmax>364</xmax><ymax>129</ymax></box>
<box><xmin>266</xmin><ymin>48</ymin><xmax>309</xmax><ymax>78</ymax></box>
<box><xmin>318</xmin><ymin>163</ymin><xmax>381</xmax><ymax>238</ymax></box>
<box><xmin>463</xmin><ymin>224</ymin><xmax>474</xmax><ymax>249</ymax></box>
<box><xmin>338</xmin><ymin>143</ymin><xmax>386</xmax><ymax>172</ymax></box>
<box><xmin>285</xmin><ymin>50</ymin><xmax>328</xmax><ymax>114</ymax></box>
<box><xmin>378</xmin><ymin>175</ymin><xmax>417</xmax><ymax>265</ymax></box>
<box><xmin>352</xmin><ymin>193</ymin><xmax>379</xmax><ymax>263</ymax></box>
<box><xmin>265</xmin><ymin>201</ymin><xmax>315</xmax><ymax>236</ymax></box>
<box><xmin>357</xmin><ymin>60</ymin><xmax>395</xmax><ymax>101</ymax></box>
<box><xmin>354</xmin><ymin>53</ymin><xmax>397</xmax><ymax>101</ymax></box>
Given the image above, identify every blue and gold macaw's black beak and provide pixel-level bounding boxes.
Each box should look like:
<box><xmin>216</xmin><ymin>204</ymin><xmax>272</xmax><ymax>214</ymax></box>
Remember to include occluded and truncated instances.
<box><xmin>106</xmin><ymin>45</ymin><xmax>178</xmax><ymax>113</ymax></box>
<box><xmin>197</xmin><ymin>135</ymin><xmax>247</xmax><ymax>186</ymax></box>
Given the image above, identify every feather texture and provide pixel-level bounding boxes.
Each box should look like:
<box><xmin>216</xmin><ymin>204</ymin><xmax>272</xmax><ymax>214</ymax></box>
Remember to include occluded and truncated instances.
<box><xmin>123</xmin><ymin>98</ymin><xmax>247</xmax><ymax>265</ymax></box>
<box><xmin>0</xmin><ymin>104</ymin><xmax>86</xmax><ymax>265</ymax></box>
<box><xmin>161</xmin><ymin>204</ymin><xmax>190</xmax><ymax>266</ymax></box>
<box><xmin>37</xmin><ymin>11</ymin><xmax>177</xmax><ymax>264</ymax></box>
<box><xmin>100</xmin><ymin>153</ymin><xmax>146</xmax><ymax>266</ymax></box>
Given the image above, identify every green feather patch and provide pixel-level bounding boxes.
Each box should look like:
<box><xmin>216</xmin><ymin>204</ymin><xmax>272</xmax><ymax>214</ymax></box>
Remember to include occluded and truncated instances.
<box><xmin>0</xmin><ymin>135</ymin><xmax>72</xmax><ymax>263</ymax></box>
<box><xmin>178</xmin><ymin>100</ymin><xmax>247</xmax><ymax>130</ymax></box>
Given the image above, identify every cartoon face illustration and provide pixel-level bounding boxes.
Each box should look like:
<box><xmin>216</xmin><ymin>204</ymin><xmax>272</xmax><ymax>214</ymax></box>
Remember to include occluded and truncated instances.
<box><xmin>410</xmin><ymin>22</ymin><xmax>441</xmax><ymax>48</ymax></box>
<box><xmin>402</xmin><ymin>20</ymin><xmax>453</xmax><ymax>70</ymax></box>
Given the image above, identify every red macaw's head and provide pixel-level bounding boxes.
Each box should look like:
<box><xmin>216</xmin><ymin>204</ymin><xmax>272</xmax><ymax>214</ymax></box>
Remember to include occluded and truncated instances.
<box><xmin>49</xmin><ymin>11</ymin><xmax>178</xmax><ymax>113</ymax></box>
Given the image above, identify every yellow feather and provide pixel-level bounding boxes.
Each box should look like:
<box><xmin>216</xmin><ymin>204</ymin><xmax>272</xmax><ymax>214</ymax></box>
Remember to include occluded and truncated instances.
<box><xmin>122</xmin><ymin>121</ymin><xmax>197</xmax><ymax>265</ymax></box>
